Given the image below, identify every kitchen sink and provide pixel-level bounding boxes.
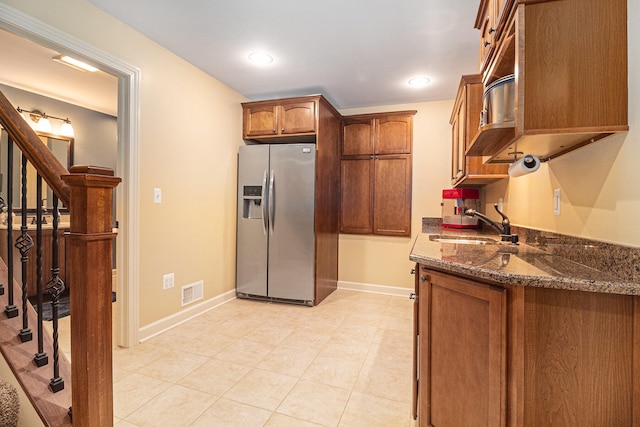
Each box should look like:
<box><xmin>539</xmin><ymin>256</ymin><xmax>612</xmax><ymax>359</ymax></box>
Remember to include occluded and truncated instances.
<box><xmin>428</xmin><ymin>234</ymin><xmax>499</xmax><ymax>245</ymax></box>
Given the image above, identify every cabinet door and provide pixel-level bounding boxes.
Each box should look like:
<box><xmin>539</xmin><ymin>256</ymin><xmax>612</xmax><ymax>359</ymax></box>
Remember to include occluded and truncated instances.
<box><xmin>373</xmin><ymin>155</ymin><xmax>411</xmax><ymax>236</ymax></box>
<box><xmin>494</xmin><ymin>0</ymin><xmax>515</xmax><ymax>40</ymax></box>
<box><xmin>279</xmin><ymin>101</ymin><xmax>316</xmax><ymax>135</ymax></box>
<box><xmin>412</xmin><ymin>264</ymin><xmax>422</xmax><ymax>421</ymax></box>
<box><xmin>375</xmin><ymin>116</ymin><xmax>412</xmax><ymax>154</ymax></box>
<box><xmin>477</xmin><ymin>0</ymin><xmax>494</xmax><ymax>72</ymax></box>
<box><xmin>243</xmin><ymin>104</ymin><xmax>278</xmax><ymax>137</ymax></box>
<box><xmin>342</xmin><ymin>120</ymin><xmax>374</xmax><ymax>156</ymax></box>
<box><xmin>420</xmin><ymin>270</ymin><xmax>506</xmax><ymax>427</ymax></box>
<box><xmin>339</xmin><ymin>158</ymin><xmax>373</xmax><ymax>234</ymax></box>
<box><xmin>451</xmin><ymin>91</ymin><xmax>466</xmax><ymax>184</ymax></box>
<box><xmin>451</xmin><ymin>75</ymin><xmax>508</xmax><ymax>186</ymax></box>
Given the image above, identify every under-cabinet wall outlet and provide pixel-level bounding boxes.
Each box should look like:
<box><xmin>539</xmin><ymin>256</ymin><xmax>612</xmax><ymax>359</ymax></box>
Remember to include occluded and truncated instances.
<box><xmin>163</xmin><ymin>273</ymin><xmax>174</xmax><ymax>290</ymax></box>
<box><xmin>498</xmin><ymin>198</ymin><xmax>503</xmax><ymax>212</ymax></box>
<box><xmin>553</xmin><ymin>189</ymin><xmax>561</xmax><ymax>216</ymax></box>
<box><xmin>154</xmin><ymin>188</ymin><xmax>162</xmax><ymax>204</ymax></box>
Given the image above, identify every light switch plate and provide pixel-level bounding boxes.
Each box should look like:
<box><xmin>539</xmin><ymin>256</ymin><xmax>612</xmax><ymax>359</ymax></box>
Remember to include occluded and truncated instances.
<box><xmin>163</xmin><ymin>273</ymin><xmax>174</xmax><ymax>289</ymax></box>
<box><xmin>553</xmin><ymin>189</ymin><xmax>561</xmax><ymax>216</ymax></box>
<box><xmin>154</xmin><ymin>188</ymin><xmax>162</xmax><ymax>204</ymax></box>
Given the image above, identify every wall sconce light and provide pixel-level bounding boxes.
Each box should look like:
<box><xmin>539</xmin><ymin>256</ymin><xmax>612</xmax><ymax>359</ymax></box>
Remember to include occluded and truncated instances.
<box><xmin>60</xmin><ymin>120</ymin><xmax>74</xmax><ymax>137</ymax></box>
<box><xmin>17</xmin><ymin>107</ymin><xmax>74</xmax><ymax>137</ymax></box>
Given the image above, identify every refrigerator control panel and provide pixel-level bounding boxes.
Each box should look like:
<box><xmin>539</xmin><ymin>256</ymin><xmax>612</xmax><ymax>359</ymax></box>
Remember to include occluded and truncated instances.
<box><xmin>243</xmin><ymin>185</ymin><xmax>262</xmax><ymax>197</ymax></box>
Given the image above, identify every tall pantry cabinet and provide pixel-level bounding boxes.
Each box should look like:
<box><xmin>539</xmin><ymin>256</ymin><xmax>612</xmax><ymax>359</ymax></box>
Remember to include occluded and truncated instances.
<box><xmin>340</xmin><ymin>111</ymin><xmax>415</xmax><ymax>237</ymax></box>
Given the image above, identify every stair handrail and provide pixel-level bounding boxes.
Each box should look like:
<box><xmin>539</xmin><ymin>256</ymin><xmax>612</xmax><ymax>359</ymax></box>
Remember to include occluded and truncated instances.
<box><xmin>0</xmin><ymin>90</ymin><xmax>71</xmax><ymax>206</ymax></box>
<box><xmin>0</xmin><ymin>88</ymin><xmax>120</xmax><ymax>426</ymax></box>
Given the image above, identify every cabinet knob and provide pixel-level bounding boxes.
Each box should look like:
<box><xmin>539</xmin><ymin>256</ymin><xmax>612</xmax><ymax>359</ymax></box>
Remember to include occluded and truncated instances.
<box><xmin>409</xmin><ymin>293</ymin><xmax>416</xmax><ymax>300</ymax></box>
<box><xmin>420</xmin><ymin>275</ymin><xmax>428</xmax><ymax>282</ymax></box>
<box><xmin>488</xmin><ymin>27</ymin><xmax>495</xmax><ymax>34</ymax></box>
<box><xmin>410</xmin><ymin>268</ymin><xmax>416</xmax><ymax>275</ymax></box>
<box><xmin>272</xmin><ymin>129</ymin><xmax>277</xmax><ymax>133</ymax></box>
<box><xmin>484</xmin><ymin>40</ymin><xmax>491</xmax><ymax>47</ymax></box>
<box><xmin>281</xmin><ymin>128</ymin><xmax>284</xmax><ymax>132</ymax></box>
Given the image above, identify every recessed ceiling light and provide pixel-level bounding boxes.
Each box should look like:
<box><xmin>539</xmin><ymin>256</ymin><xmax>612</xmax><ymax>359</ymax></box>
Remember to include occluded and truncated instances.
<box><xmin>408</xmin><ymin>76</ymin><xmax>431</xmax><ymax>88</ymax></box>
<box><xmin>248</xmin><ymin>51</ymin><xmax>274</xmax><ymax>66</ymax></box>
<box><xmin>52</xmin><ymin>54</ymin><xmax>99</xmax><ymax>72</ymax></box>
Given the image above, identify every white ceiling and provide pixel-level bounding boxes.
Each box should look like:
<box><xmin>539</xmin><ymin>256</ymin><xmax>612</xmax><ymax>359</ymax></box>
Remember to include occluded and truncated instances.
<box><xmin>1</xmin><ymin>0</ymin><xmax>481</xmax><ymax>114</ymax></box>
<box><xmin>0</xmin><ymin>28</ymin><xmax>118</xmax><ymax>116</ymax></box>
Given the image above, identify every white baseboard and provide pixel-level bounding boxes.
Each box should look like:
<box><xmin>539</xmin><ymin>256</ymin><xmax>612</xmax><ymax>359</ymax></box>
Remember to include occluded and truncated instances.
<box><xmin>138</xmin><ymin>289</ymin><xmax>236</xmax><ymax>343</ymax></box>
<box><xmin>338</xmin><ymin>281</ymin><xmax>413</xmax><ymax>298</ymax></box>
<box><xmin>139</xmin><ymin>284</ymin><xmax>411</xmax><ymax>342</ymax></box>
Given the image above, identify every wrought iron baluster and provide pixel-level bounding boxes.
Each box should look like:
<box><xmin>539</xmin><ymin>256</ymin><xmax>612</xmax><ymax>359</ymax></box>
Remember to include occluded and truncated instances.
<box><xmin>46</xmin><ymin>194</ymin><xmax>64</xmax><ymax>393</ymax></box>
<box><xmin>0</xmin><ymin>195</ymin><xmax>4</xmax><ymax>298</ymax></box>
<box><xmin>34</xmin><ymin>173</ymin><xmax>47</xmax><ymax>367</ymax></box>
<box><xmin>16</xmin><ymin>154</ymin><xmax>33</xmax><ymax>342</ymax></box>
<box><xmin>4</xmin><ymin>136</ymin><xmax>17</xmax><ymax>318</ymax></box>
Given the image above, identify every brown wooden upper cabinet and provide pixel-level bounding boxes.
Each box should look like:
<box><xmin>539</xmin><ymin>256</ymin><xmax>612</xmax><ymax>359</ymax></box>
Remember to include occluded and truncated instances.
<box><xmin>342</xmin><ymin>115</ymin><xmax>412</xmax><ymax>156</ymax></box>
<box><xmin>475</xmin><ymin>0</ymin><xmax>514</xmax><ymax>74</ymax></box>
<box><xmin>451</xmin><ymin>74</ymin><xmax>508</xmax><ymax>187</ymax></box>
<box><xmin>340</xmin><ymin>111</ymin><xmax>415</xmax><ymax>237</ymax></box>
<box><xmin>468</xmin><ymin>0</ymin><xmax>628</xmax><ymax>163</ymax></box>
<box><xmin>242</xmin><ymin>98</ymin><xmax>316</xmax><ymax>141</ymax></box>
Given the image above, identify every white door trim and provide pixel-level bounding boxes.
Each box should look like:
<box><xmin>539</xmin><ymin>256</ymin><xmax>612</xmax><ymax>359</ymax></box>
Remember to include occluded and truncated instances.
<box><xmin>0</xmin><ymin>3</ymin><xmax>141</xmax><ymax>347</ymax></box>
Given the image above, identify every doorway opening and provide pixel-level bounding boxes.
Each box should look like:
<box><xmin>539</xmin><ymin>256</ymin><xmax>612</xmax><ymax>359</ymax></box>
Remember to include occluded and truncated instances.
<box><xmin>0</xmin><ymin>3</ymin><xmax>141</xmax><ymax>347</ymax></box>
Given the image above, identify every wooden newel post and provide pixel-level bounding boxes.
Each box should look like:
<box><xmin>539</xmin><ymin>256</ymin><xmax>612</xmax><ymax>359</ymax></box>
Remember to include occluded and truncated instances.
<box><xmin>62</xmin><ymin>166</ymin><xmax>121</xmax><ymax>426</ymax></box>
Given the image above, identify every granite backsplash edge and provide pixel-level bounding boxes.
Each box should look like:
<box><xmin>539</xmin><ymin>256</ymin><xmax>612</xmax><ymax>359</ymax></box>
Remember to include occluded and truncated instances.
<box><xmin>421</xmin><ymin>217</ymin><xmax>640</xmax><ymax>283</ymax></box>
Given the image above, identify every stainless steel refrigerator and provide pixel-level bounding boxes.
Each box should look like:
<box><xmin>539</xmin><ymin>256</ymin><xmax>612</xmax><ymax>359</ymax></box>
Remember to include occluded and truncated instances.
<box><xmin>236</xmin><ymin>143</ymin><xmax>316</xmax><ymax>303</ymax></box>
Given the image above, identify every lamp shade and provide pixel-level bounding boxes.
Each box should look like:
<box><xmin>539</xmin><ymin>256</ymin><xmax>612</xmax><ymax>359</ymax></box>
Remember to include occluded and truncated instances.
<box><xmin>60</xmin><ymin>121</ymin><xmax>74</xmax><ymax>137</ymax></box>
<box><xmin>36</xmin><ymin>117</ymin><xmax>51</xmax><ymax>133</ymax></box>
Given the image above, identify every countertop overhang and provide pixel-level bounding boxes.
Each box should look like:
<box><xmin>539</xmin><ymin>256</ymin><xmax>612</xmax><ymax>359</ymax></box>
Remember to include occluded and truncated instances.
<box><xmin>410</xmin><ymin>229</ymin><xmax>640</xmax><ymax>296</ymax></box>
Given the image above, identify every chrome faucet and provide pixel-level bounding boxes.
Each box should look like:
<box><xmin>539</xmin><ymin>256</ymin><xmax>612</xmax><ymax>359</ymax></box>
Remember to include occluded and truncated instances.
<box><xmin>31</xmin><ymin>199</ymin><xmax>48</xmax><ymax>225</ymax></box>
<box><xmin>464</xmin><ymin>203</ymin><xmax>519</xmax><ymax>244</ymax></box>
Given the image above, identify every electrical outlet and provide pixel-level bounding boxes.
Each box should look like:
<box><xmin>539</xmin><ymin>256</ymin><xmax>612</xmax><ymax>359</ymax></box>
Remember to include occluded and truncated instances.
<box><xmin>154</xmin><ymin>188</ymin><xmax>162</xmax><ymax>204</ymax></box>
<box><xmin>163</xmin><ymin>273</ymin><xmax>174</xmax><ymax>289</ymax></box>
<box><xmin>498</xmin><ymin>198</ymin><xmax>503</xmax><ymax>212</ymax></box>
<box><xmin>553</xmin><ymin>189</ymin><xmax>561</xmax><ymax>216</ymax></box>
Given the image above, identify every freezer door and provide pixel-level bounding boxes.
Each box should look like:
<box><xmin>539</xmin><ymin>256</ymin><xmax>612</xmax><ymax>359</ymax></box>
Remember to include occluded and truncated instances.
<box><xmin>268</xmin><ymin>144</ymin><xmax>316</xmax><ymax>301</ymax></box>
<box><xmin>236</xmin><ymin>144</ymin><xmax>270</xmax><ymax>297</ymax></box>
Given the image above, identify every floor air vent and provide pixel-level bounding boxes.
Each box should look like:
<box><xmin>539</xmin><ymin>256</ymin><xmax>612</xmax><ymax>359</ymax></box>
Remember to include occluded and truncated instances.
<box><xmin>181</xmin><ymin>280</ymin><xmax>203</xmax><ymax>306</ymax></box>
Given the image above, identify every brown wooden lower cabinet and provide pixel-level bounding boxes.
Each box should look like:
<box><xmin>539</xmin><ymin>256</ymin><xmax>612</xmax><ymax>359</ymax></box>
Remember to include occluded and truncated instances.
<box><xmin>0</xmin><ymin>226</ymin><xmax>69</xmax><ymax>297</ymax></box>
<box><xmin>414</xmin><ymin>264</ymin><xmax>640</xmax><ymax>427</ymax></box>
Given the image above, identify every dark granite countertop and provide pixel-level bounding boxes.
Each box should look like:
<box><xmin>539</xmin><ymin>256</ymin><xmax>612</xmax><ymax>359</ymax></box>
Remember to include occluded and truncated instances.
<box><xmin>411</xmin><ymin>220</ymin><xmax>640</xmax><ymax>296</ymax></box>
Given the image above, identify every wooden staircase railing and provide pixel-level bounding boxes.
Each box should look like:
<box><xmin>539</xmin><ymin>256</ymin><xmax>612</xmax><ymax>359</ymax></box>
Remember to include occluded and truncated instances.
<box><xmin>0</xmin><ymin>89</ymin><xmax>120</xmax><ymax>426</ymax></box>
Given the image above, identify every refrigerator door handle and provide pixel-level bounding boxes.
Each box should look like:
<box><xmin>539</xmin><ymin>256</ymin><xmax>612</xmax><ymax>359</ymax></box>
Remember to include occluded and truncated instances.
<box><xmin>261</xmin><ymin>169</ymin><xmax>268</xmax><ymax>235</ymax></box>
<box><xmin>268</xmin><ymin>169</ymin><xmax>275</xmax><ymax>236</ymax></box>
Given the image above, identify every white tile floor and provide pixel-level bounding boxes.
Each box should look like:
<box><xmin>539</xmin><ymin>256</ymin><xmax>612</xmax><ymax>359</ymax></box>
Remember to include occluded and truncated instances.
<box><xmin>74</xmin><ymin>289</ymin><xmax>416</xmax><ymax>426</ymax></box>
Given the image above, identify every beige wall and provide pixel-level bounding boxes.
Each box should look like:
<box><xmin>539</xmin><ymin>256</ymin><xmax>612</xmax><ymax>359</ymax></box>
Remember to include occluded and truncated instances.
<box><xmin>339</xmin><ymin>100</ymin><xmax>454</xmax><ymax>289</ymax></box>
<box><xmin>3</xmin><ymin>0</ymin><xmax>637</xmax><ymax>325</ymax></box>
<box><xmin>1</xmin><ymin>0</ymin><xmax>247</xmax><ymax>326</ymax></box>
<box><xmin>483</xmin><ymin>0</ymin><xmax>639</xmax><ymax>247</ymax></box>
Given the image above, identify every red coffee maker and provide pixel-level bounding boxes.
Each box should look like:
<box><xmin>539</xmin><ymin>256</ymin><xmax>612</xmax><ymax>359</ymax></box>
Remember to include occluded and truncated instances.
<box><xmin>441</xmin><ymin>189</ymin><xmax>479</xmax><ymax>229</ymax></box>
